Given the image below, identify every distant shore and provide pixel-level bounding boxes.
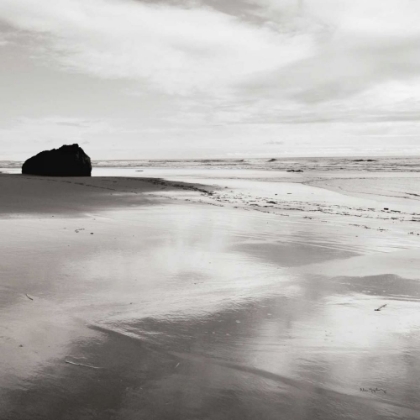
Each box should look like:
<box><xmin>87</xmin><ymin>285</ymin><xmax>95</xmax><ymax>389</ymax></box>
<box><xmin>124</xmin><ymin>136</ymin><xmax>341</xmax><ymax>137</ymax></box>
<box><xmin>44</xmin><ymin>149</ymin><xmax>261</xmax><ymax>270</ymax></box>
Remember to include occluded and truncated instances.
<box><xmin>2</xmin><ymin>154</ymin><xmax>420</xmax><ymax>172</ymax></box>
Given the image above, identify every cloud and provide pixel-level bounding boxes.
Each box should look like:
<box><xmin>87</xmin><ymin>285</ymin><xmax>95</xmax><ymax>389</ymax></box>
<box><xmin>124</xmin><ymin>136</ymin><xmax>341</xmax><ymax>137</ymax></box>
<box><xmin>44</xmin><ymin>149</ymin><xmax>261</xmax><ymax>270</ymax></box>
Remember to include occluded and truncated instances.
<box><xmin>245</xmin><ymin>0</ymin><xmax>420</xmax><ymax>103</ymax></box>
<box><xmin>0</xmin><ymin>35</ymin><xmax>8</xmax><ymax>46</ymax></box>
<box><xmin>0</xmin><ymin>117</ymin><xmax>112</xmax><ymax>158</ymax></box>
<box><xmin>2</xmin><ymin>0</ymin><xmax>419</xmax><ymax>108</ymax></box>
<box><xmin>0</xmin><ymin>0</ymin><xmax>312</xmax><ymax>96</ymax></box>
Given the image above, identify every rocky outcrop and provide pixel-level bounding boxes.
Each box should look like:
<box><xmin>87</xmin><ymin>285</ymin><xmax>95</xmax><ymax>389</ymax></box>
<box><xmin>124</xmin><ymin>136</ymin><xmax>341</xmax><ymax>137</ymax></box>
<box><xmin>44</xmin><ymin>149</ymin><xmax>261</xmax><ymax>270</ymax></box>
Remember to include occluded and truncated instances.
<box><xmin>22</xmin><ymin>144</ymin><xmax>92</xmax><ymax>176</ymax></box>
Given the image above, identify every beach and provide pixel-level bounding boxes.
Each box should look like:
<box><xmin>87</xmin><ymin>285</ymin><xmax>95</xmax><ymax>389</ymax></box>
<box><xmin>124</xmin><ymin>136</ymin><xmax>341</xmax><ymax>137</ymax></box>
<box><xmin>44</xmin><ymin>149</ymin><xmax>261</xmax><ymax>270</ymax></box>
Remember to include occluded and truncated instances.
<box><xmin>1</xmin><ymin>157</ymin><xmax>420</xmax><ymax>419</ymax></box>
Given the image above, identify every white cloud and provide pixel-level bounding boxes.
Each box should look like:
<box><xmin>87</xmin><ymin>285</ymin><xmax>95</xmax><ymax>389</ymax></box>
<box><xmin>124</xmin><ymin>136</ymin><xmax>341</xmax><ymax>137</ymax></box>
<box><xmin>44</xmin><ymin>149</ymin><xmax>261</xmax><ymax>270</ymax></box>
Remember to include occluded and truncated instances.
<box><xmin>0</xmin><ymin>0</ymin><xmax>312</xmax><ymax>96</ymax></box>
<box><xmin>246</xmin><ymin>0</ymin><xmax>420</xmax><ymax>103</ymax></box>
<box><xmin>2</xmin><ymin>0</ymin><xmax>419</xmax><ymax>109</ymax></box>
<box><xmin>0</xmin><ymin>117</ymin><xmax>111</xmax><ymax>158</ymax></box>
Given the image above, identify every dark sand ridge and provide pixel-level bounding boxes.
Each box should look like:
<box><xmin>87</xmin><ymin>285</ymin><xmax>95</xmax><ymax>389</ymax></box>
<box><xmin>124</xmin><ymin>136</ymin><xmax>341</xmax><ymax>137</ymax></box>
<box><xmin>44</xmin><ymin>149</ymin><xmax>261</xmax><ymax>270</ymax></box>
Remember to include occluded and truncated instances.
<box><xmin>1</xmin><ymin>173</ymin><xmax>420</xmax><ymax>419</ymax></box>
<box><xmin>0</xmin><ymin>173</ymin><xmax>216</xmax><ymax>216</ymax></box>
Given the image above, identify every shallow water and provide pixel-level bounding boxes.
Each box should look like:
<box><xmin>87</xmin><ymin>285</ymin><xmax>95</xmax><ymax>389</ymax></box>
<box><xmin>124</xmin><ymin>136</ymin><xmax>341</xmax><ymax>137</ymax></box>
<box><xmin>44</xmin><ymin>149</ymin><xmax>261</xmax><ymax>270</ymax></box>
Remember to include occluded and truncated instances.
<box><xmin>1</xmin><ymin>190</ymin><xmax>420</xmax><ymax>419</ymax></box>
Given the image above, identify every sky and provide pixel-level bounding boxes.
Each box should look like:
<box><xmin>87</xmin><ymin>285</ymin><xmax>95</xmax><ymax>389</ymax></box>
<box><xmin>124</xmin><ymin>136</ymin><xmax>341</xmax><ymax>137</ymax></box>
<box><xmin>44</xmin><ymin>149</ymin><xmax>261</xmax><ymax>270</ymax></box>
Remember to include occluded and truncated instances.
<box><xmin>1</xmin><ymin>0</ymin><xmax>420</xmax><ymax>160</ymax></box>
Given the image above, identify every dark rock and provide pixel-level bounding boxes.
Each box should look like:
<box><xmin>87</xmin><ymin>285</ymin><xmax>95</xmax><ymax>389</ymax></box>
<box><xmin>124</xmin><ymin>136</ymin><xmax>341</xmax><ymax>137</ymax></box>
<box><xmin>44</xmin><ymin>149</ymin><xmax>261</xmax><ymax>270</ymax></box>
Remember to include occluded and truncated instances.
<box><xmin>22</xmin><ymin>144</ymin><xmax>92</xmax><ymax>176</ymax></box>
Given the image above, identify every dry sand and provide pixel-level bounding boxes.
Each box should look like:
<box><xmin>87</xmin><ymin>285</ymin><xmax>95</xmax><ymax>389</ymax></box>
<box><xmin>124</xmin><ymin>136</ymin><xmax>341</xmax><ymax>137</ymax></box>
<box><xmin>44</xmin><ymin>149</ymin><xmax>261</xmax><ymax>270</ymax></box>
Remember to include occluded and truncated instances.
<box><xmin>1</xmin><ymin>166</ymin><xmax>420</xmax><ymax>420</ymax></box>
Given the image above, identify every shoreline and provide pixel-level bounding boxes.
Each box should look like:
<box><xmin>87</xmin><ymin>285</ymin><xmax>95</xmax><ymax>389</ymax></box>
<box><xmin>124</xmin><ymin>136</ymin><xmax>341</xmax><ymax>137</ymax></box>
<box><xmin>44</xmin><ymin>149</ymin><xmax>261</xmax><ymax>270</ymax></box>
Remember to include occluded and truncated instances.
<box><xmin>4</xmin><ymin>171</ymin><xmax>420</xmax><ymax>246</ymax></box>
<box><xmin>0</xmin><ymin>173</ymin><xmax>217</xmax><ymax>216</ymax></box>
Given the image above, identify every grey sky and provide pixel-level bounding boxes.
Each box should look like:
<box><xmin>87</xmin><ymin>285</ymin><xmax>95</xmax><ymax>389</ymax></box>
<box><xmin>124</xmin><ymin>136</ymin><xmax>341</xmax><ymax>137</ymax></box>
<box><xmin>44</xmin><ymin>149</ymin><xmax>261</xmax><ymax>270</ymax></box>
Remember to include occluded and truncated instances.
<box><xmin>1</xmin><ymin>0</ymin><xmax>420</xmax><ymax>159</ymax></box>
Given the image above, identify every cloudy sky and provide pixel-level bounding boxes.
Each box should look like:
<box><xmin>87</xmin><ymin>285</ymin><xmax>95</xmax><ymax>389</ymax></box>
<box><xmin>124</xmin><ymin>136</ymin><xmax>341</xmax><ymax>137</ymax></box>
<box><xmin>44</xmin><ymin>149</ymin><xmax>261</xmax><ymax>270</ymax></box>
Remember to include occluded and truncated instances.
<box><xmin>1</xmin><ymin>0</ymin><xmax>420</xmax><ymax>160</ymax></box>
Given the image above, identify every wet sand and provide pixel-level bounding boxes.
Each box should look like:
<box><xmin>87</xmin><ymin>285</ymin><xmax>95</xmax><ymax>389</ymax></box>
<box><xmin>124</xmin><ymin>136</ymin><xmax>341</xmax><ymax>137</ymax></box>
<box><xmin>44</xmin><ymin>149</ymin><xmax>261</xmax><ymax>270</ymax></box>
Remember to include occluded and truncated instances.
<box><xmin>1</xmin><ymin>165</ymin><xmax>420</xmax><ymax>419</ymax></box>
